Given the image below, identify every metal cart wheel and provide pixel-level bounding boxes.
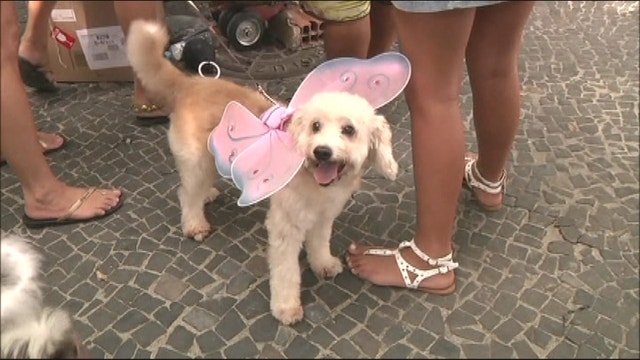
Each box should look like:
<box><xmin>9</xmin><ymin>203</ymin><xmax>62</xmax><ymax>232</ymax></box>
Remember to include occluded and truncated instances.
<box><xmin>226</xmin><ymin>10</ymin><xmax>267</xmax><ymax>51</ymax></box>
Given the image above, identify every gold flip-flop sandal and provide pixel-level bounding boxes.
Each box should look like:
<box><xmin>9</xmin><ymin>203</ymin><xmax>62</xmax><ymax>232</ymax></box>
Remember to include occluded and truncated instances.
<box><xmin>22</xmin><ymin>187</ymin><xmax>124</xmax><ymax>228</ymax></box>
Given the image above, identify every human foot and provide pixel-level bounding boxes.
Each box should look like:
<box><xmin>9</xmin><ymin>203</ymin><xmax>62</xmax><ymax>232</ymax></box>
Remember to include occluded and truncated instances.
<box><xmin>23</xmin><ymin>184</ymin><xmax>123</xmax><ymax>228</ymax></box>
<box><xmin>18</xmin><ymin>41</ymin><xmax>57</xmax><ymax>92</ymax></box>
<box><xmin>19</xmin><ymin>38</ymin><xmax>49</xmax><ymax>66</ymax></box>
<box><xmin>0</xmin><ymin>132</ymin><xmax>66</xmax><ymax>165</ymax></box>
<box><xmin>464</xmin><ymin>152</ymin><xmax>505</xmax><ymax>211</ymax></box>
<box><xmin>346</xmin><ymin>240</ymin><xmax>457</xmax><ymax>294</ymax></box>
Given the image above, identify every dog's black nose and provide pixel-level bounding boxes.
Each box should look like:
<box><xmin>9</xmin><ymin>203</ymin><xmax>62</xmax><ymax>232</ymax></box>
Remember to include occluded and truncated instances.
<box><xmin>313</xmin><ymin>146</ymin><xmax>333</xmax><ymax>161</ymax></box>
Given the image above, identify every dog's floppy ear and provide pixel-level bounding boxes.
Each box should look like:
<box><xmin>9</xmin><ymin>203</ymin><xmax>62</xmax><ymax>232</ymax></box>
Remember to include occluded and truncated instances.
<box><xmin>368</xmin><ymin>114</ymin><xmax>398</xmax><ymax>180</ymax></box>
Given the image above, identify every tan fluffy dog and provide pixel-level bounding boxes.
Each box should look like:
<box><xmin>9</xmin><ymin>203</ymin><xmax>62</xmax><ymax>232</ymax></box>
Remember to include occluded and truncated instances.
<box><xmin>127</xmin><ymin>20</ymin><xmax>398</xmax><ymax>324</ymax></box>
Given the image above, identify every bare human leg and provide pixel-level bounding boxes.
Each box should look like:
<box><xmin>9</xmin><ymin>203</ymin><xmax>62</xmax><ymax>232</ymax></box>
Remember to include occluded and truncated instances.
<box><xmin>113</xmin><ymin>1</ymin><xmax>169</xmax><ymax>120</ymax></box>
<box><xmin>1</xmin><ymin>1</ymin><xmax>122</xmax><ymax>225</ymax></box>
<box><xmin>465</xmin><ymin>1</ymin><xmax>536</xmax><ymax>209</ymax></box>
<box><xmin>18</xmin><ymin>0</ymin><xmax>56</xmax><ymax>67</ymax></box>
<box><xmin>321</xmin><ymin>16</ymin><xmax>371</xmax><ymax>59</ymax></box>
<box><xmin>0</xmin><ymin>131</ymin><xmax>66</xmax><ymax>164</ymax></box>
<box><xmin>367</xmin><ymin>1</ymin><xmax>396</xmax><ymax>58</ymax></box>
<box><xmin>347</xmin><ymin>7</ymin><xmax>476</xmax><ymax>292</ymax></box>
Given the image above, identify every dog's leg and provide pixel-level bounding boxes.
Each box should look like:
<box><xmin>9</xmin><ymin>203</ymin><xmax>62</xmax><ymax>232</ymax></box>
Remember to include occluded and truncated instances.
<box><xmin>305</xmin><ymin>219</ymin><xmax>343</xmax><ymax>278</ymax></box>
<box><xmin>172</xmin><ymin>148</ymin><xmax>218</xmax><ymax>242</ymax></box>
<box><xmin>266</xmin><ymin>215</ymin><xmax>305</xmax><ymax>325</ymax></box>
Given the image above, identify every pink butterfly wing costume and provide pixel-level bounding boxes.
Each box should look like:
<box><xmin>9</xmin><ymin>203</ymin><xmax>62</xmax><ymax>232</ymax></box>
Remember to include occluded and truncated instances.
<box><xmin>208</xmin><ymin>52</ymin><xmax>412</xmax><ymax>207</ymax></box>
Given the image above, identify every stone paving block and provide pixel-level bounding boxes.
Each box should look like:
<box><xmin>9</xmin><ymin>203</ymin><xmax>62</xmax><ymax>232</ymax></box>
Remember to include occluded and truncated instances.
<box><xmin>166</xmin><ymin>325</ymin><xmax>195</xmax><ymax>354</ymax></box>
<box><xmin>380</xmin><ymin>342</ymin><xmax>414</xmax><ymax>359</ymax></box>
<box><xmin>131</xmin><ymin>293</ymin><xmax>165</xmax><ymax>316</ymax></box>
<box><xmin>93</xmin><ymin>329</ymin><xmax>123</xmax><ymax>355</ymax></box>
<box><xmin>199</xmin><ymin>295</ymin><xmax>237</xmax><ymax>317</ymax></box>
<box><xmin>377</xmin><ymin>304</ymin><xmax>401</xmax><ymax>321</ymax></box>
<box><xmin>89</xmin><ymin>345</ymin><xmax>106</xmax><ymax>360</ymax></box>
<box><xmin>113</xmin><ymin>338</ymin><xmax>138</xmax><ymax>359</ymax></box>
<box><xmin>548</xmin><ymin>339</ymin><xmax>579</xmax><ymax>358</ymax></box>
<box><xmin>452</xmin><ymin>326</ymin><xmax>487</xmax><ymax>343</ymax></box>
<box><xmin>131</xmin><ymin>320</ymin><xmax>166</xmax><ymax>349</ymax></box>
<box><xmin>283</xmin><ymin>335</ymin><xmax>321</xmax><ymax>359</ymax></box>
<box><xmin>461</xmin><ymin>343</ymin><xmax>492</xmax><ymax>359</ymax></box>
<box><xmin>86</xmin><ymin>307</ymin><xmax>117</xmax><ymax>332</ymax></box>
<box><xmin>226</xmin><ymin>270</ymin><xmax>257</xmax><ymax>295</ymax></box>
<box><xmin>156</xmin><ymin>346</ymin><xmax>191</xmax><ymax>359</ymax></box>
<box><xmin>183</xmin><ymin>307</ymin><xmax>217</xmax><ymax>333</ymax></box>
<box><xmin>153</xmin><ymin>302</ymin><xmax>185</xmax><ymax>329</ymax></box>
<box><xmin>306</xmin><ymin>325</ymin><xmax>336</xmax><ymax>350</ymax></box>
<box><xmin>382</xmin><ymin>323</ymin><xmax>412</xmax><ymax>346</ymax></box>
<box><xmin>325</xmin><ymin>313</ymin><xmax>358</xmax><ymax>338</ymax></box>
<box><xmin>112</xmin><ymin>309</ymin><xmax>149</xmax><ymax>333</ymax></box>
<box><xmin>494</xmin><ymin>318</ymin><xmax>525</xmax><ymax>344</ymax></box>
<box><xmin>215</xmin><ymin>308</ymin><xmax>246</xmax><ymax>341</ymax></box>
<box><xmin>259</xmin><ymin>344</ymin><xmax>286</xmax><ymax>359</ymax></box>
<box><xmin>153</xmin><ymin>273</ymin><xmax>189</xmax><ymax>302</ymax></box>
<box><xmin>489</xmin><ymin>339</ymin><xmax>514</xmax><ymax>358</ymax></box>
<box><xmin>329</xmin><ymin>338</ymin><xmax>361</xmax><ymax>358</ymax></box>
<box><xmin>196</xmin><ymin>330</ymin><xmax>226</xmax><ymax>355</ymax></box>
<box><xmin>223</xmin><ymin>335</ymin><xmax>261</xmax><ymax>358</ymax></box>
<box><xmin>133</xmin><ymin>271</ymin><xmax>159</xmax><ymax>290</ymax></box>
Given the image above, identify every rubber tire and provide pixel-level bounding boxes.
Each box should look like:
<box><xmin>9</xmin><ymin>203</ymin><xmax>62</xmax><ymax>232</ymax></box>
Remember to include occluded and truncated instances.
<box><xmin>217</xmin><ymin>8</ymin><xmax>240</xmax><ymax>37</ymax></box>
<box><xmin>225</xmin><ymin>10</ymin><xmax>267</xmax><ymax>51</ymax></box>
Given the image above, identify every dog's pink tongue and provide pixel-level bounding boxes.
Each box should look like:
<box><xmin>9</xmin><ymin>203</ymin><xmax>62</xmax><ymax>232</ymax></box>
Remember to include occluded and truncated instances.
<box><xmin>314</xmin><ymin>162</ymin><xmax>339</xmax><ymax>185</ymax></box>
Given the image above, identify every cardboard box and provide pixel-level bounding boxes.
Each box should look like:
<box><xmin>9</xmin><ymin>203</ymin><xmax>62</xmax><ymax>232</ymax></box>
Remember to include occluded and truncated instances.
<box><xmin>47</xmin><ymin>1</ymin><xmax>133</xmax><ymax>83</ymax></box>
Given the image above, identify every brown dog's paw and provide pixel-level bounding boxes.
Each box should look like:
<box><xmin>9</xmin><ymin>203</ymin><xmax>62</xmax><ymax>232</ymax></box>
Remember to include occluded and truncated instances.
<box><xmin>272</xmin><ymin>304</ymin><xmax>304</xmax><ymax>325</ymax></box>
<box><xmin>183</xmin><ymin>221</ymin><xmax>212</xmax><ymax>242</ymax></box>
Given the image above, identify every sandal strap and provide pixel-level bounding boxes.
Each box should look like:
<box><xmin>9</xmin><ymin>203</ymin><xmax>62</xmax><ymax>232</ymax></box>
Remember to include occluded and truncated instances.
<box><xmin>58</xmin><ymin>187</ymin><xmax>96</xmax><ymax>221</ymax></box>
<box><xmin>464</xmin><ymin>159</ymin><xmax>506</xmax><ymax>195</ymax></box>
<box><xmin>362</xmin><ymin>239</ymin><xmax>459</xmax><ymax>289</ymax></box>
<box><xmin>395</xmin><ymin>251</ymin><xmax>458</xmax><ymax>288</ymax></box>
<box><xmin>132</xmin><ymin>103</ymin><xmax>163</xmax><ymax>112</ymax></box>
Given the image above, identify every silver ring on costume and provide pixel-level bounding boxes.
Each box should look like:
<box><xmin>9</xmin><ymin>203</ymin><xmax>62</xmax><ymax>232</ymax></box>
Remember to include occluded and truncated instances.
<box><xmin>198</xmin><ymin>61</ymin><xmax>221</xmax><ymax>78</ymax></box>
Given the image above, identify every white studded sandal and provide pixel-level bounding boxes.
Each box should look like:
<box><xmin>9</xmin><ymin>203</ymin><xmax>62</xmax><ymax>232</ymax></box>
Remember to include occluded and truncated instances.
<box><xmin>464</xmin><ymin>155</ymin><xmax>506</xmax><ymax>211</ymax></box>
<box><xmin>362</xmin><ymin>239</ymin><xmax>458</xmax><ymax>294</ymax></box>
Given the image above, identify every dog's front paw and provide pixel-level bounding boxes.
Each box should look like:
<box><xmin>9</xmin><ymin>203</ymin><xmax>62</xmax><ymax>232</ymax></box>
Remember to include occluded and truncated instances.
<box><xmin>271</xmin><ymin>301</ymin><xmax>304</xmax><ymax>325</ymax></box>
<box><xmin>205</xmin><ymin>187</ymin><xmax>220</xmax><ymax>203</ymax></box>
<box><xmin>183</xmin><ymin>220</ymin><xmax>212</xmax><ymax>242</ymax></box>
<box><xmin>310</xmin><ymin>255</ymin><xmax>344</xmax><ymax>279</ymax></box>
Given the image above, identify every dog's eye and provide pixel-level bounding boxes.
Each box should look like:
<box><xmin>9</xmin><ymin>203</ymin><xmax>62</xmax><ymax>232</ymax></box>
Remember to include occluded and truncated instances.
<box><xmin>312</xmin><ymin>121</ymin><xmax>321</xmax><ymax>133</ymax></box>
<box><xmin>342</xmin><ymin>125</ymin><xmax>356</xmax><ymax>137</ymax></box>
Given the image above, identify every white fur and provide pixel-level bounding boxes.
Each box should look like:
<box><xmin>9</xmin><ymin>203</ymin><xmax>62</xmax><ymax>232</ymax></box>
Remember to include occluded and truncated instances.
<box><xmin>1</xmin><ymin>235</ymin><xmax>77</xmax><ymax>359</ymax></box>
<box><xmin>265</xmin><ymin>92</ymin><xmax>398</xmax><ymax>324</ymax></box>
<box><xmin>1</xmin><ymin>235</ymin><xmax>43</xmax><ymax>324</ymax></box>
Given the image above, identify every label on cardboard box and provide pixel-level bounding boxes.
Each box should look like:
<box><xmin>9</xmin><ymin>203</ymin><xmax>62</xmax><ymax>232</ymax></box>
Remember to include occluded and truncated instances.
<box><xmin>51</xmin><ymin>8</ymin><xmax>77</xmax><ymax>22</ymax></box>
<box><xmin>51</xmin><ymin>26</ymin><xmax>76</xmax><ymax>49</ymax></box>
<box><xmin>76</xmin><ymin>26</ymin><xmax>130</xmax><ymax>70</ymax></box>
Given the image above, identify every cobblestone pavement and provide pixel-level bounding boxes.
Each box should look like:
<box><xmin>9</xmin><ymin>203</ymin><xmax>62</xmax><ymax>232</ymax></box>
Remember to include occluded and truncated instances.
<box><xmin>1</xmin><ymin>1</ymin><xmax>638</xmax><ymax>359</ymax></box>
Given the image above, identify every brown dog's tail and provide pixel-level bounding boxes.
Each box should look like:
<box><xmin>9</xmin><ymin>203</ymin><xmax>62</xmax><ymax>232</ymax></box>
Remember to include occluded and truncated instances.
<box><xmin>126</xmin><ymin>19</ymin><xmax>186</xmax><ymax>107</ymax></box>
